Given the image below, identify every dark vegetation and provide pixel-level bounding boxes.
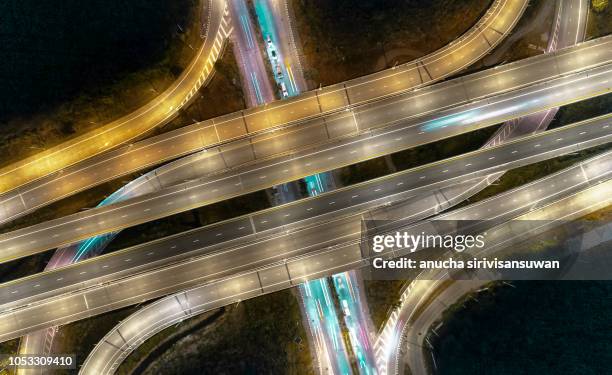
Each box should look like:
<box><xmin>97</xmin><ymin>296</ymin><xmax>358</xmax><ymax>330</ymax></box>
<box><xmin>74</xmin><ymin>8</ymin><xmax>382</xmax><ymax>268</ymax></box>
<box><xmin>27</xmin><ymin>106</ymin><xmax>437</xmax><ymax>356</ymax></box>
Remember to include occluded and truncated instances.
<box><xmin>0</xmin><ymin>0</ymin><xmax>203</xmax><ymax>166</ymax></box>
<box><xmin>587</xmin><ymin>0</ymin><xmax>612</xmax><ymax>38</ymax></box>
<box><xmin>159</xmin><ymin>45</ymin><xmax>247</xmax><ymax>134</ymax></box>
<box><xmin>291</xmin><ymin>0</ymin><xmax>491</xmax><ymax>86</ymax></box>
<box><xmin>118</xmin><ymin>290</ymin><xmax>314</xmax><ymax>375</ymax></box>
<box><xmin>363</xmin><ymin>279</ymin><xmax>406</xmax><ymax>330</ymax></box>
<box><xmin>52</xmin><ymin>306</ymin><xmax>139</xmax><ymax>375</ymax></box>
<box><xmin>432</xmin><ymin>281</ymin><xmax>612</xmax><ymax>375</ymax></box>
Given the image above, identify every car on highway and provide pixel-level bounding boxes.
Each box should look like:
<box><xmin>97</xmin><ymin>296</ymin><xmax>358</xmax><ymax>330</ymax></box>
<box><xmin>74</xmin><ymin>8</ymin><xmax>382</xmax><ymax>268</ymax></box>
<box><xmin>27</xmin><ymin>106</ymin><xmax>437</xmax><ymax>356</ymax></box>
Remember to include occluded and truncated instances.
<box><xmin>276</xmin><ymin>63</ymin><xmax>283</xmax><ymax>79</ymax></box>
<box><xmin>341</xmin><ymin>299</ymin><xmax>351</xmax><ymax>317</ymax></box>
<box><xmin>280</xmin><ymin>82</ymin><xmax>288</xmax><ymax>97</ymax></box>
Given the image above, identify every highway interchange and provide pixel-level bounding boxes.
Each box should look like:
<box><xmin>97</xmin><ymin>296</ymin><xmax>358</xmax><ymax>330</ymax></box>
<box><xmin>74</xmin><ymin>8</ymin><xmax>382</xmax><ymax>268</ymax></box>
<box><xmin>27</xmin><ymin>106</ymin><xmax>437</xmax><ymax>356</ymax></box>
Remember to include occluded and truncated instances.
<box><xmin>1</xmin><ymin>37</ymin><xmax>612</xmax><ymax>262</ymax></box>
<box><xmin>0</xmin><ymin>115</ymin><xmax>610</xmax><ymax>339</ymax></box>
<box><xmin>0</xmin><ymin>0</ymin><xmax>527</xmax><ymax>224</ymax></box>
<box><xmin>0</xmin><ymin>0</ymin><xmax>524</xmax><ymax>195</ymax></box>
<box><xmin>1</xmin><ymin>0</ymin><xmax>610</xmax><ymax>374</ymax></box>
<box><xmin>80</xmin><ymin>4</ymin><xmax>608</xmax><ymax>374</ymax></box>
<box><xmin>77</xmin><ymin>0</ymin><xmax>588</xmax><ymax>374</ymax></box>
<box><xmin>78</xmin><ymin>153</ymin><xmax>612</xmax><ymax>374</ymax></box>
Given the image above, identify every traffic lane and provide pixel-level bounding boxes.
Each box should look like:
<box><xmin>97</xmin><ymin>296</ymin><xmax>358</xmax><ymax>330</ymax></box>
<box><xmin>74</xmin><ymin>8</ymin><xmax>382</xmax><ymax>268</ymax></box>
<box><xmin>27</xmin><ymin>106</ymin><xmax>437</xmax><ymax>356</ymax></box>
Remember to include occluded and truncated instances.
<box><xmin>230</xmin><ymin>0</ymin><xmax>275</xmax><ymax>106</ymax></box>
<box><xmin>557</xmin><ymin>0</ymin><xmax>588</xmax><ymax>48</ymax></box>
<box><xmin>1</xmin><ymin>166</ymin><xmax>608</xmax><ymax>343</ymax></box>
<box><xmin>291</xmin><ymin>177</ymin><xmax>612</xmax><ymax>282</ymax></box>
<box><xmin>304</xmin><ymin>278</ymin><xmax>353</xmax><ymax>374</ymax></box>
<box><xmin>462</xmin><ymin>30</ymin><xmax>612</xmax><ymax>100</ymax></box>
<box><xmin>0</xmin><ymin>270</ymin><xmax>266</xmax><ymax>347</ymax></box>
<box><xmin>2</xmin><ymin>125</ymin><xmax>610</xmax><ymax>308</ymax></box>
<box><xmin>333</xmin><ymin>273</ymin><xmax>377</xmax><ymax>374</ymax></box>
<box><xmin>1</xmin><ymin>110</ymin><xmax>610</xmax><ymax>262</ymax></box>
<box><xmin>0</xmin><ymin>215</ymin><xmax>254</xmax><ymax>307</ymax></box>
<box><xmin>2</xmin><ymin>36</ymin><xmax>611</xmax><ymax>225</ymax></box>
<box><xmin>265</xmin><ymin>0</ymin><xmax>307</xmax><ymax>91</ymax></box>
<box><xmin>366</xmin><ymin>150</ymin><xmax>612</xmax><ymax>254</ymax></box>
<box><xmin>354</xmin><ymin>57</ymin><xmax>612</xmax><ymax>136</ymax></box>
<box><xmin>0</xmin><ymin>215</ymin><xmax>361</xmax><ymax>315</ymax></box>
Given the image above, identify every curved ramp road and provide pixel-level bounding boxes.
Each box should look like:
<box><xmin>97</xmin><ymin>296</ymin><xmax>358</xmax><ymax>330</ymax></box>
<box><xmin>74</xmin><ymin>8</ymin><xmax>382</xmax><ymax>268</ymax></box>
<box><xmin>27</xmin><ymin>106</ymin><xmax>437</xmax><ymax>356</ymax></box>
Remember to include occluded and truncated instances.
<box><xmin>0</xmin><ymin>123</ymin><xmax>610</xmax><ymax>339</ymax></box>
<box><xmin>0</xmin><ymin>0</ymin><xmax>528</xmax><ymax>222</ymax></box>
<box><xmin>0</xmin><ymin>0</ymin><xmax>232</xmax><ymax>195</ymax></box>
<box><xmin>77</xmin><ymin>159</ymin><xmax>612</xmax><ymax>374</ymax></box>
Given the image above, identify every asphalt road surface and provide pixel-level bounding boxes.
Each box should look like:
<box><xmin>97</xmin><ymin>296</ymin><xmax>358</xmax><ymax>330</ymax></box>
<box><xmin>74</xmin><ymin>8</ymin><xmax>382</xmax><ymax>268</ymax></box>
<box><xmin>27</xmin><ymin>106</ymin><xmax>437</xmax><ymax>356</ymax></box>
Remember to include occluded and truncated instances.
<box><xmin>0</xmin><ymin>0</ymin><xmax>530</xmax><ymax>223</ymax></box>
<box><xmin>76</xmin><ymin>159</ymin><xmax>611</xmax><ymax>375</ymax></box>
<box><xmin>0</xmin><ymin>126</ymin><xmax>609</xmax><ymax>338</ymax></box>
<box><xmin>1</xmin><ymin>69</ymin><xmax>611</xmax><ymax>260</ymax></box>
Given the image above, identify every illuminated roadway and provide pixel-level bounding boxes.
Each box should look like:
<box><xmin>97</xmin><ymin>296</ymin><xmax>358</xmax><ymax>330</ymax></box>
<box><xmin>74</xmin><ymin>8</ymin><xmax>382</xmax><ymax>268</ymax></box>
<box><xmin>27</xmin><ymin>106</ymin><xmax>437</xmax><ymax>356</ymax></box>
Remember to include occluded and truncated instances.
<box><xmin>230</xmin><ymin>0</ymin><xmax>275</xmax><ymax>106</ymax></box>
<box><xmin>0</xmin><ymin>0</ymin><xmax>232</xmax><ymax>194</ymax></box>
<box><xmin>0</xmin><ymin>120</ymin><xmax>609</xmax><ymax>342</ymax></box>
<box><xmin>3</xmin><ymin>0</ymin><xmax>592</xmax><ymax>368</ymax></box>
<box><xmin>14</xmin><ymin>2</ymin><xmax>523</xmax><ymax>371</ymax></box>
<box><xmin>75</xmin><ymin>152</ymin><xmax>612</xmax><ymax>374</ymax></box>
<box><xmin>2</xmin><ymin>38</ymin><xmax>612</xmax><ymax>260</ymax></box>
<box><xmin>262</xmin><ymin>0</ymin><xmax>307</xmax><ymax>92</ymax></box>
<box><xmin>0</xmin><ymin>0</ymin><xmax>527</xmax><ymax>223</ymax></box>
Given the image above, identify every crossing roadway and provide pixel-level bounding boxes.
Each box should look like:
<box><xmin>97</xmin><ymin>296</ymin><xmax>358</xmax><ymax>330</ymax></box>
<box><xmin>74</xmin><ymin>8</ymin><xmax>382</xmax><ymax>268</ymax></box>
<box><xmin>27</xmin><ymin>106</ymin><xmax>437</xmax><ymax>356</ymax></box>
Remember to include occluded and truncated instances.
<box><xmin>0</xmin><ymin>0</ymin><xmax>529</xmax><ymax>224</ymax></box>
<box><xmin>0</xmin><ymin>122</ymin><xmax>609</xmax><ymax>342</ymax></box>
<box><xmin>74</xmin><ymin>155</ymin><xmax>612</xmax><ymax>374</ymax></box>
<box><xmin>1</xmin><ymin>38</ymin><xmax>612</xmax><ymax>260</ymax></box>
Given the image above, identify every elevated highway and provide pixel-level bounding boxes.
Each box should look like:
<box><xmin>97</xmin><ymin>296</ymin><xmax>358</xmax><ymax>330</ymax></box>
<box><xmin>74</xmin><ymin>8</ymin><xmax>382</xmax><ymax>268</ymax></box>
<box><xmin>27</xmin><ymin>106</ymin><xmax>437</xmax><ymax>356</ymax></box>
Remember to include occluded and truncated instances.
<box><xmin>2</xmin><ymin>38</ymin><xmax>612</xmax><ymax>259</ymax></box>
<box><xmin>0</xmin><ymin>123</ymin><xmax>609</xmax><ymax>342</ymax></box>
<box><xmin>12</xmin><ymin>0</ymin><xmax>529</xmax><ymax>367</ymax></box>
<box><xmin>76</xmin><ymin>156</ymin><xmax>612</xmax><ymax>374</ymax></box>
<box><xmin>0</xmin><ymin>0</ymin><xmax>529</xmax><ymax>223</ymax></box>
